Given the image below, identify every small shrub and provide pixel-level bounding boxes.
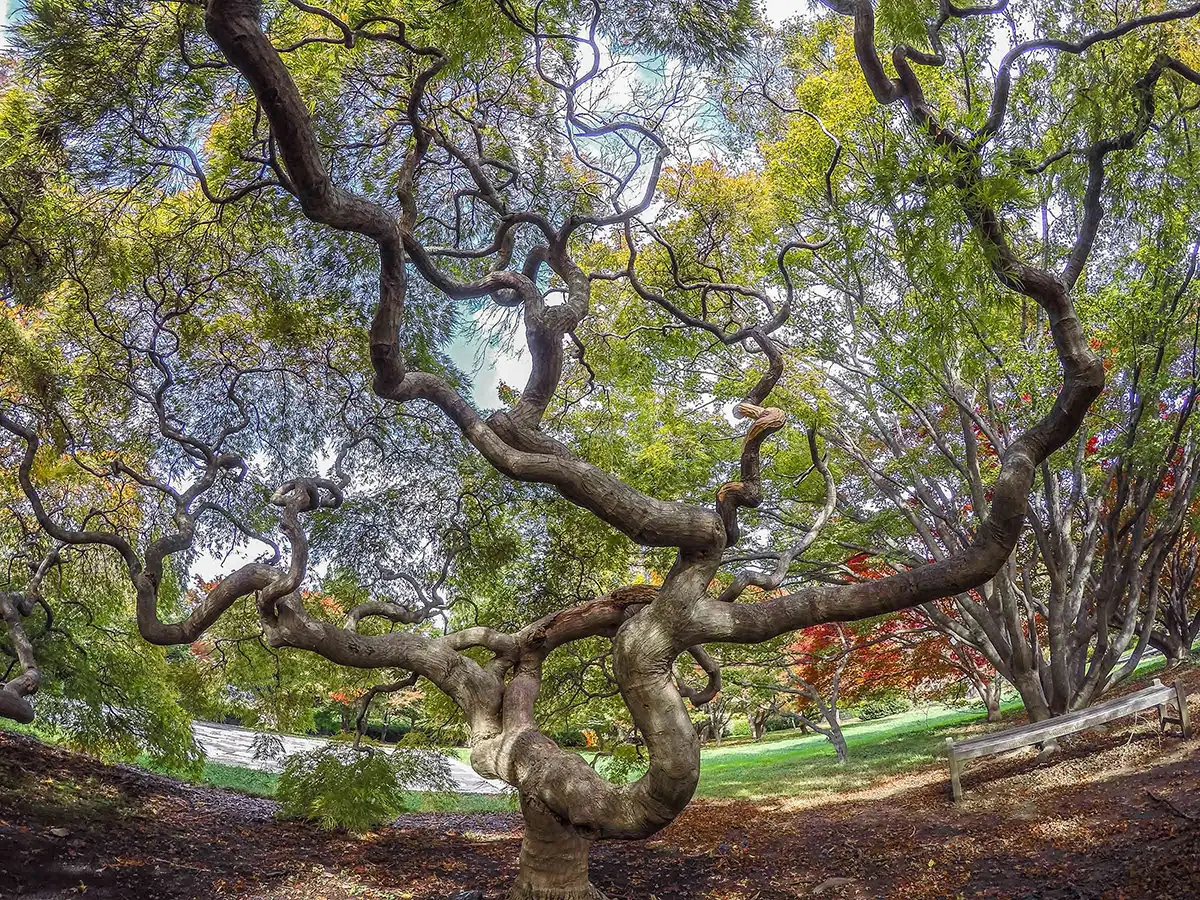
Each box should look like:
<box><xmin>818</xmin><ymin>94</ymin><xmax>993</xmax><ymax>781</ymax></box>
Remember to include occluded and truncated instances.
<box><xmin>311</xmin><ymin>707</ymin><xmax>341</xmax><ymax>736</ymax></box>
<box><xmin>362</xmin><ymin>719</ymin><xmax>410</xmax><ymax>743</ymax></box>
<box><xmin>857</xmin><ymin>694</ymin><xmax>910</xmax><ymax>721</ymax></box>
<box><xmin>276</xmin><ymin>744</ymin><xmax>454</xmax><ymax>832</ymax></box>
<box><xmin>764</xmin><ymin>714</ymin><xmax>799</xmax><ymax>733</ymax></box>
<box><xmin>551</xmin><ymin>727</ymin><xmax>586</xmax><ymax>748</ymax></box>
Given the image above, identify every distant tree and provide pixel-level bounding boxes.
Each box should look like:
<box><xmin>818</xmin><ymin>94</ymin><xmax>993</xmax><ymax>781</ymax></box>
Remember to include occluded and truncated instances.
<box><xmin>1150</xmin><ymin>534</ymin><xmax>1200</xmax><ymax>665</ymax></box>
<box><xmin>811</xmin><ymin>264</ymin><xmax>1200</xmax><ymax>720</ymax></box>
<box><xmin>751</xmin><ymin>623</ymin><xmax>858</xmax><ymax>763</ymax></box>
<box><xmin>887</xmin><ymin>618</ymin><xmax>1004</xmax><ymax>721</ymax></box>
<box><xmin>726</xmin><ymin>608</ymin><xmax>994</xmax><ymax>762</ymax></box>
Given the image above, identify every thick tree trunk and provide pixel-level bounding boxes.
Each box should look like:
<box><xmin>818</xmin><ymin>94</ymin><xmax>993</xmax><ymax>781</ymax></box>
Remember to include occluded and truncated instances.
<box><xmin>1011</xmin><ymin>672</ymin><xmax>1053</xmax><ymax>723</ymax></box>
<box><xmin>1159</xmin><ymin>637</ymin><xmax>1189</xmax><ymax>669</ymax></box>
<box><xmin>510</xmin><ymin>796</ymin><xmax>607</xmax><ymax>900</ymax></box>
<box><xmin>1007</xmin><ymin>673</ymin><xmax>1061</xmax><ymax>754</ymax></box>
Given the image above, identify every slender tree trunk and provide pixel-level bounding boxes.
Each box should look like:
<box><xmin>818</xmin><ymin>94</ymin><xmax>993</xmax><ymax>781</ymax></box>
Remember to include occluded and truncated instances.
<box><xmin>807</xmin><ymin>701</ymin><xmax>848</xmax><ymax>763</ymax></box>
<box><xmin>750</xmin><ymin>710</ymin><xmax>767</xmax><ymax>741</ymax></box>
<box><xmin>983</xmin><ymin>680</ymin><xmax>1002</xmax><ymax>722</ymax></box>
<box><xmin>706</xmin><ymin>702</ymin><xmax>728</xmax><ymax>745</ymax></box>
<box><xmin>510</xmin><ymin>796</ymin><xmax>607</xmax><ymax>900</ymax></box>
<box><xmin>829</xmin><ymin>720</ymin><xmax>848</xmax><ymax>764</ymax></box>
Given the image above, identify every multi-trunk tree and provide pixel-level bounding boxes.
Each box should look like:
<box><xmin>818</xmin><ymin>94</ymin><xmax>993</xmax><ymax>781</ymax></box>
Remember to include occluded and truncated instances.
<box><xmin>808</xmin><ymin>232</ymin><xmax>1200</xmax><ymax>720</ymax></box>
<box><xmin>732</xmin><ymin>1</ymin><xmax>1200</xmax><ymax>722</ymax></box>
<box><xmin>1152</xmin><ymin>534</ymin><xmax>1200</xmax><ymax>663</ymax></box>
<box><xmin>3</xmin><ymin>1</ymin><xmax>1198</xmax><ymax>897</ymax></box>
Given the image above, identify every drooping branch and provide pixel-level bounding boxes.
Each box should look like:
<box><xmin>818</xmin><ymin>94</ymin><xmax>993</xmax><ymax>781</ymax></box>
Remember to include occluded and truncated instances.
<box><xmin>676</xmin><ymin>644</ymin><xmax>721</xmax><ymax>706</ymax></box>
<box><xmin>202</xmin><ymin>0</ymin><xmax>730</xmax><ymax>554</ymax></box>
<box><xmin>353</xmin><ymin>671</ymin><xmax>419</xmax><ymax>748</ymax></box>
<box><xmin>618</xmin><ymin>224</ymin><xmax>831</xmax><ymax>546</ymax></box>
<box><xmin>717</xmin><ymin>426</ymin><xmax>836</xmax><ymax>603</ymax></box>
<box><xmin>0</xmin><ymin>593</ymin><xmax>39</xmax><ymax>724</ymax></box>
<box><xmin>674</xmin><ymin>0</ymin><xmax>1200</xmax><ymax>647</ymax></box>
<box><xmin>0</xmin><ymin>546</ymin><xmax>59</xmax><ymax>724</ymax></box>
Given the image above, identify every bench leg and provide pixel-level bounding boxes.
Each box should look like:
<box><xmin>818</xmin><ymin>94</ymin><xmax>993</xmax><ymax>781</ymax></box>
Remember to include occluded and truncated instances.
<box><xmin>947</xmin><ymin>738</ymin><xmax>963</xmax><ymax>802</ymax></box>
<box><xmin>1158</xmin><ymin>703</ymin><xmax>1168</xmax><ymax>733</ymax></box>
<box><xmin>1176</xmin><ymin>680</ymin><xmax>1192</xmax><ymax>740</ymax></box>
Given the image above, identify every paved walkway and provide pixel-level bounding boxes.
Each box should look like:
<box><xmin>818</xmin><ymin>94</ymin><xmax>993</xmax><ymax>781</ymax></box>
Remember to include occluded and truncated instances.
<box><xmin>191</xmin><ymin>721</ymin><xmax>509</xmax><ymax>794</ymax></box>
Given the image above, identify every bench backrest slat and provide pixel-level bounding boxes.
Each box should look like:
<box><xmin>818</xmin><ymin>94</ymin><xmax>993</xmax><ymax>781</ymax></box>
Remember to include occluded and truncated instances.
<box><xmin>949</xmin><ymin>683</ymin><xmax>1175</xmax><ymax>760</ymax></box>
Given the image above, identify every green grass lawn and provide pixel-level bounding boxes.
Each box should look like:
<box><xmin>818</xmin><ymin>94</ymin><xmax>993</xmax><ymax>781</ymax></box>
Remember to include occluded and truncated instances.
<box><xmin>194</xmin><ymin>759</ymin><xmax>280</xmax><ymax>797</ymax></box>
<box><xmin>693</xmin><ymin>701</ymin><xmax>1011</xmax><ymax>800</ymax></box>
<box><xmin>176</xmin><ymin>707</ymin><xmax>1004</xmax><ymax>809</ymax></box>
<box><xmin>8</xmin><ymin>651</ymin><xmax>1194</xmax><ymax>814</ymax></box>
<box><xmin>451</xmin><ymin>701</ymin><xmax>1018</xmax><ymax>800</ymax></box>
<box><xmin>695</xmin><ymin>653</ymin><xmax>1194</xmax><ymax>801</ymax></box>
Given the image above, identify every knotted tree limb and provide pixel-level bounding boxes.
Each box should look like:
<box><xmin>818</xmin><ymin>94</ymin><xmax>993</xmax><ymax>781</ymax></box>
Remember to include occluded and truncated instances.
<box><xmin>0</xmin><ymin>545</ymin><xmax>60</xmax><ymax>724</ymax></box>
<box><xmin>204</xmin><ymin>0</ymin><xmax>729</xmax><ymax>554</ymax></box>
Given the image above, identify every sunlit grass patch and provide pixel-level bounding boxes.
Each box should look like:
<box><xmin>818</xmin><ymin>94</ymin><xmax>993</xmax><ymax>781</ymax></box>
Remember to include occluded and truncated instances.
<box><xmin>694</xmin><ymin>702</ymin><xmax>1021</xmax><ymax>800</ymax></box>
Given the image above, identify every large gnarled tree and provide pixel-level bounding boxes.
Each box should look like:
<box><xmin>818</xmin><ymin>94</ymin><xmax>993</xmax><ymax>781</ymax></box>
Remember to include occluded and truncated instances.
<box><xmin>4</xmin><ymin>0</ymin><xmax>1198</xmax><ymax>896</ymax></box>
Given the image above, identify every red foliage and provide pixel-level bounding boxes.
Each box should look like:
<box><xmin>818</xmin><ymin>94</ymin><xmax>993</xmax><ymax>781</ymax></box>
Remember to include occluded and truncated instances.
<box><xmin>783</xmin><ymin>609</ymin><xmax>976</xmax><ymax>709</ymax></box>
<box><xmin>844</xmin><ymin>552</ymin><xmax>890</xmax><ymax>580</ymax></box>
<box><xmin>971</xmin><ymin>423</ymin><xmax>997</xmax><ymax>458</ymax></box>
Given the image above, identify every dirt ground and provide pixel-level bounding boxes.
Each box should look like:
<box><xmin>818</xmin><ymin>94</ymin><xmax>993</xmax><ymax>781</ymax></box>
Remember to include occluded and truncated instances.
<box><xmin>2</xmin><ymin>689</ymin><xmax>1198</xmax><ymax>900</ymax></box>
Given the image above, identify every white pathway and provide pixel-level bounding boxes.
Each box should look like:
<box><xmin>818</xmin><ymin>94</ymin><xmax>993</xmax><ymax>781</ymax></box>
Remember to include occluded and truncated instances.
<box><xmin>191</xmin><ymin>721</ymin><xmax>510</xmax><ymax>794</ymax></box>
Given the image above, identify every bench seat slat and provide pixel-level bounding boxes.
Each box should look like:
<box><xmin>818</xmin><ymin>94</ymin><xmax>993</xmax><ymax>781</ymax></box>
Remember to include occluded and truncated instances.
<box><xmin>950</xmin><ymin>684</ymin><xmax>1175</xmax><ymax>760</ymax></box>
<box><xmin>947</xmin><ymin>680</ymin><xmax>1190</xmax><ymax>801</ymax></box>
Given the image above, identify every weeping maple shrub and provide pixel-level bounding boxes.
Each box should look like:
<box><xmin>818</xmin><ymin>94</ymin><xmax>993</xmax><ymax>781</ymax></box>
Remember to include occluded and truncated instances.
<box><xmin>276</xmin><ymin>744</ymin><xmax>455</xmax><ymax>832</ymax></box>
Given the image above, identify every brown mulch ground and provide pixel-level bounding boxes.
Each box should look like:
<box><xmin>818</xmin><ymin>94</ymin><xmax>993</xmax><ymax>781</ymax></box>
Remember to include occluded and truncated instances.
<box><xmin>1</xmin><ymin>688</ymin><xmax>1198</xmax><ymax>899</ymax></box>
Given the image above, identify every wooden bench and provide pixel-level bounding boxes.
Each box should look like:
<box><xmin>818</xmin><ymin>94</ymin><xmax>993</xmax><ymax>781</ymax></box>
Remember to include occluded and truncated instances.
<box><xmin>945</xmin><ymin>678</ymin><xmax>1192</xmax><ymax>802</ymax></box>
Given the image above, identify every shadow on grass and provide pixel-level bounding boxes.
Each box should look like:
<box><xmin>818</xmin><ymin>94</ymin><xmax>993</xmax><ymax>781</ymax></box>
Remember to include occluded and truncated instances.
<box><xmin>696</xmin><ymin>654</ymin><xmax>1198</xmax><ymax>801</ymax></box>
<box><xmin>695</xmin><ymin>702</ymin><xmax>1024</xmax><ymax>800</ymax></box>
